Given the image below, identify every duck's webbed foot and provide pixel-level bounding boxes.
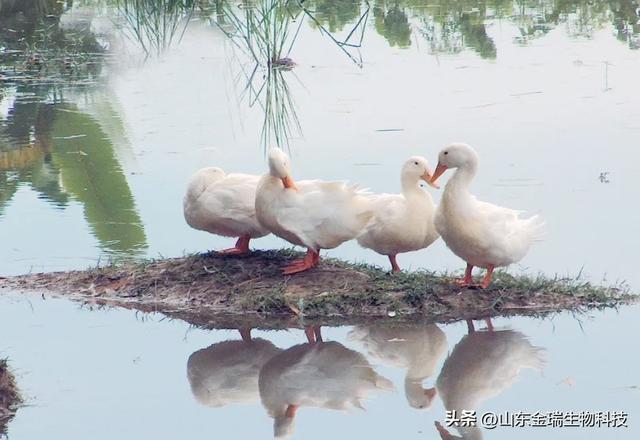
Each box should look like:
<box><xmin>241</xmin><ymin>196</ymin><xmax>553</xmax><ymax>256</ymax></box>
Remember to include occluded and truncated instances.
<box><xmin>453</xmin><ymin>263</ymin><xmax>496</xmax><ymax>289</ymax></box>
<box><xmin>480</xmin><ymin>265</ymin><xmax>495</xmax><ymax>289</ymax></box>
<box><xmin>218</xmin><ymin>235</ymin><xmax>251</xmax><ymax>255</ymax></box>
<box><xmin>452</xmin><ymin>263</ymin><xmax>477</xmax><ymax>286</ymax></box>
<box><xmin>282</xmin><ymin>249</ymin><xmax>320</xmax><ymax>275</ymax></box>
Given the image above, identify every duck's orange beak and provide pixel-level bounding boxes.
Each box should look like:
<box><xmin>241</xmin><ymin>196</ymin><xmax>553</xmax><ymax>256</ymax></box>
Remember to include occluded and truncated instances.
<box><xmin>421</xmin><ymin>169</ymin><xmax>440</xmax><ymax>189</ymax></box>
<box><xmin>434</xmin><ymin>421</ymin><xmax>458</xmax><ymax>440</ymax></box>
<box><xmin>424</xmin><ymin>387</ymin><xmax>438</xmax><ymax>401</ymax></box>
<box><xmin>285</xmin><ymin>404</ymin><xmax>298</xmax><ymax>418</ymax></box>
<box><xmin>281</xmin><ymin>176</ymin><xmax>297</xmax><ymax>190</ymax></box>
<box><xmin>430</xmin><ymin>162</ymin><xmax>448</xmax><ymax>187</ymax></box>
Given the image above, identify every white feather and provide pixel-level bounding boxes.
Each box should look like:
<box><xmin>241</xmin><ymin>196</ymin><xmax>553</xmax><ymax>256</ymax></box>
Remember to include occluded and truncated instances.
<box><xmin>436</xmin><ymin>329</ymin><xmax>546</xmax><ymax>413</ymax></box>
<box><xmin>187</xmin><ymin>338</ymin><xmax>281</xmax><ymax>407</ymax></box>
<box><xmin>255</xmin><ymin>150</ymin><xmax>374</xmax><ymax>252</ymax></box>
<box><xmin>183</xmin><ymin>167</ymin><xmax>269</xmax><ymax>239</ymax></box>
<box><xmin>434</xmin><ymin>144</ymin><xmax>544</xmax><ymax>269</ymax></box>
<box><xmin>258</xmin><ymin>341</ymin><xmax>394</xmax><ymax>418</ymax></box>
<box><xmin>357</xmin><ymin>156</ymin><xmax>440</xmax><ymax>259</ymax></box>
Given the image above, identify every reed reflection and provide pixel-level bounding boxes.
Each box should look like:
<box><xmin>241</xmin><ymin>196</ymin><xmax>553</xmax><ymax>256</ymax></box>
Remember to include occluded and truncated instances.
<box><xmin>115</xmin><ymin>0</ymin><xmax>196</xmax><ymax>56</ymax></box>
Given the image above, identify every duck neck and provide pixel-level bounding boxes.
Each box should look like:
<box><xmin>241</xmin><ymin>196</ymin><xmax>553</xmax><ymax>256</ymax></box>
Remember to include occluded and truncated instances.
<box><xmin>401</xmin><ymin>174</ymin><xmax>424</xmax><ymax>198</ymax></box>
<box><xmin>444</xmin><ymin>159</ymin><xmax>478</xmax><ymax>199</ymax></box>
<box><xmin>404</xmin><ymin>376</ymin><xmax>426</xmax><ymax>399</ymax></box>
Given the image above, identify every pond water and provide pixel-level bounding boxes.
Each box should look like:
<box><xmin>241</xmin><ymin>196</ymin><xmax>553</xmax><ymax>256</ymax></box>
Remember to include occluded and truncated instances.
<box><xmin>1</xmin><ymin>0</ymin><xmax>639</xmax><ymax>286</ymax></box>
<box><xmin>1</xmin><ymin>1</ymin><xmax>639</xmax><ymax>438</ymax></box>
<box><xmin>1</xmin><ymin>292</ymin><xmax>638</xmax><ymax>439</ymax></box>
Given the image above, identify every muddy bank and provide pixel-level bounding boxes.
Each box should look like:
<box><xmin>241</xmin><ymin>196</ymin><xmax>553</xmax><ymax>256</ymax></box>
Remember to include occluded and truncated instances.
<box><xmin>0</xmin><ymin>359</ymin><xmax>21</xmax><ymax>436</ymax></box>
<box><xmin>0</xmin><ymin>250</ymin><xmax>635</xmax><ymax>329</ymax></box>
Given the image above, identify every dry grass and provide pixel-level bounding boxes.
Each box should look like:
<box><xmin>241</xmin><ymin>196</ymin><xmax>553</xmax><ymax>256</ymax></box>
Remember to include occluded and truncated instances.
<box><xmin>0</xmin><ymin>359</ymin><xmax>21</xmax><ymax>437</ymax></box>
<box><xmin>0</xmin><ymin>250</ymin><xmax>635</xmax><ymax>329</ymax></box>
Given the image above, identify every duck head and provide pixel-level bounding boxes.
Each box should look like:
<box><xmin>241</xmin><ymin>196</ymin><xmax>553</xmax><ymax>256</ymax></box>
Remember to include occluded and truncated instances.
<box><xmin>268</xmin><ymin>148</ymin><xmax>297</xmax><ymax>190</ymax></box>
<box><xmin>430</xmin><ymin>143</ymin><xmax>478</xmax><ymax>185</ymax></box>
<box><xmin>202</xmin><ymin>167</ymin><xmax>225</xmax><ymax>178</ymax></box>
<box><xmin>402</xmin><ymin>156</ymin><xmax>439</xmax><ymax>189</ymax></box>
<box><xmin>405</xmin><ymin>378</ymin><xmax>438</xmax><ymax>409</ymax></box>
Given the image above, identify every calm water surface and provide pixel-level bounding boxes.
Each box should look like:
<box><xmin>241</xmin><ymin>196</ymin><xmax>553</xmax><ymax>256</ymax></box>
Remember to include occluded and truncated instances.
<box><xmin>1</xmin><ymin>0</ymin><xmax>639</xmax><ymax>286</ymax></box>
<box><xmin>1</xmin><ymin>292</ymin><xmax>638</xmax><ymax>439</ymax></box>
<box><xmin>1</xmin><ymin>1</ymin><xmax>639</xmax><ymax>438</ymax></box>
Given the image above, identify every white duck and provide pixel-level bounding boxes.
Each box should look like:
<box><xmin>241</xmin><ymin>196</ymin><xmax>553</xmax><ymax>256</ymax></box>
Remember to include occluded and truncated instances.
<box><xmin>255</xmin><ymin>148</ymin><xmax>374</xmax><ymax>274</ymax></box>
<box><xmin>259</xmin><ymin>340</ymin><xmax>394</xmax><ymax>438</ymax></box>
<box><xmin>435</xmin><ymin>324</ymin><xmax>546</xmax><ymax>440</ymax></box>
<box><xmin>183</xmin><ymin>167</ymin><xmax>269</xmax><ymax>254</ymax></box>
<box><xmin>357</xmin><ymin>156</ymin><xmax>440</xmax><ymax>272</ymax></box>
<box><xmin>430</xmin><ymin>143</ymin><xmax>544</xmax><ymax>288</ymax></box>
<box><xmin>349</xmin><ymin>323</ymin><xmax>447</xmax><ymax>409</ymax></box>
<box><xmin>186</xmin><ymin>329</ymin><xmax>281</xmax><ymax>407</ymax></box>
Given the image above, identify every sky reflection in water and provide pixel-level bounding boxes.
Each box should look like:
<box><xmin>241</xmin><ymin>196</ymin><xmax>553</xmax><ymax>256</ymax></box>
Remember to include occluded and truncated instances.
<box><xmin>0</xmin><ymin>0</ymin><xmax>638</xmax><ymax>288</ymax></box>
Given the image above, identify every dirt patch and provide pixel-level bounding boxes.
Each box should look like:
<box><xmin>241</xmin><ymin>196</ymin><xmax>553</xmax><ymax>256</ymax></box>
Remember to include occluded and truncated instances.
<box><xmin>0</xmin><ymin>359</ymin><xmax>22</xmax><ymax>437</ymax></box>
<box><xmin>0</xmin><ymin>250</ymin><xmax>635</xmax><ymax>329</ymax></box>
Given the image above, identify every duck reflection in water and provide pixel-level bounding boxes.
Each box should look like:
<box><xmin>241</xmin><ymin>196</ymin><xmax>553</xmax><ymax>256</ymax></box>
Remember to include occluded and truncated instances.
<box><xmin>186</xmin><ymin>329</ymin><xmax>281</xmax><ymax>407</ymax></box>
<box><xmin>435</xmin><ymin>320</ymin><xmax>546</xmax><ymax>440</ymax></box>
<box><xmin>349</xmin><ymin>323</ymin><xmax>447</xmax><ymax>409</ymax></box>
<box><xmin>258</xmin><ymin>329</ymin><xmax>394</xmax><ymax>438</ymax></box>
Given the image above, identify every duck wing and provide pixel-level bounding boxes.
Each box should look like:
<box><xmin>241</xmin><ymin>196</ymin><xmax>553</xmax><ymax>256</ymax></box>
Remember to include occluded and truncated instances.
<box><xmin>276</xmin><ymin>180</ymin><xmax>374</xmax><ymax>249</ymax></box>
<box><xmin>203</xmin><ymin>175</ymin><xmax>260</xmax><ymax>221</ymax></box>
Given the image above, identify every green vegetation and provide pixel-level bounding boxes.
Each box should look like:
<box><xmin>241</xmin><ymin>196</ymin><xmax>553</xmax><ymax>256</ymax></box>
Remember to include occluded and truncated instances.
<box><xmin>367</xmin><ymin>0</ymin><xmax>639</xmax><ymax>58</ymax></box>
<box><xmin>3</xmin><ymin>0</ymin><xmax>638</xmax><ymax>154</ymax></box>
<box><xmin>50</xmin><ymin>106</ymin><xmax>148</xmax><ymax>256</ymax></box>
<box><xmin>0</xmin><ymin>0</ymin><xmax>105</xmax><ymax>83</ymax></box>
<box><xmin>1</xmin><ymin>0</ymin><xmax>147</xmax><ymax>259</ymax></box>
<box><xmin>0</xmin><ymin>95</ymin><xmax>147</xmax><ymax>258</ymax></box>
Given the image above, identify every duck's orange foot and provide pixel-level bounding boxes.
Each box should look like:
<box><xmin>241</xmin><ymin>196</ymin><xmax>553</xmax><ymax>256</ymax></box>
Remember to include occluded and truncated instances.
<box><xmin>218</xmin><ymin>235</ymin><xmax>251</xmax><ymax>255</ymax></box>
<box><xmin>480</xmin><ymin>265</ymin><xmax>495</xmax><ymax>289</ymax></box>
<box><xmin>284</xmin><ymin>258</ymin><xmax>306</xmax><ymax>267</ymax></box>
<box><xmin>218</xmin><ymin>247</ymin><xmax>248</xmax><ymax>255</ymax></box>
<box><xmin>282</xmin><ymin>249</ymin><xmax>319</xmax><ymax>275</ymax></box>
<box><xmin>451</xmin><ymin>263</ymin><xmax>477</xmax><ymax>287</ymax></box>
<box><xmin>282</xmin><ymin>259</ymin><xmax>309</xmax><ymax>274</ymax></box>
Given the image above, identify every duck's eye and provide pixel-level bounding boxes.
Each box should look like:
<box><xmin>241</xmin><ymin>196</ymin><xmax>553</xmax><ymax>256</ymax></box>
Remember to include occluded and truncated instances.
<box><xmin>414</xmin><ymin>161</ymin><xmax>419</xmax><ymax>165</ymax></box>
<box><xmin>444</xmin><ymin>151</ymin><xmax>449</xmax><ymax>155</ymax></box>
